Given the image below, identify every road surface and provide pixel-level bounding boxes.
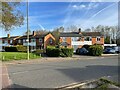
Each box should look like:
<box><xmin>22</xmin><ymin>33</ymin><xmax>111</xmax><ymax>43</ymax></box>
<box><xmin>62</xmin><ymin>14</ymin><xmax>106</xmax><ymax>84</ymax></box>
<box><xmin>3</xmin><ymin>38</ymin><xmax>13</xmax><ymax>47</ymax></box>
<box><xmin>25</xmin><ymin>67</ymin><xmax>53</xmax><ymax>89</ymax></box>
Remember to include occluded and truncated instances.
<box><xmin>6</xmin><ymin>56</ymin><xmax>119</xmax><ymax>88</ymax></box>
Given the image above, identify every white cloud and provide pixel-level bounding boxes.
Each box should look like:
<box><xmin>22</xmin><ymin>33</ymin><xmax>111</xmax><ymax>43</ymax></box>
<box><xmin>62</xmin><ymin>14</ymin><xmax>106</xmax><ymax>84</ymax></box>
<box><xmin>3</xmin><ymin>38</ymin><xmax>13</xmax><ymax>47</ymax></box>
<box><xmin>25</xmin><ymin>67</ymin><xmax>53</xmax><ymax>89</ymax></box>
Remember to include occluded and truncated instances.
<box><xmin>72</xmin><ymin>3</ymin><xmax>99</xmax><ymax>10</ymax></box>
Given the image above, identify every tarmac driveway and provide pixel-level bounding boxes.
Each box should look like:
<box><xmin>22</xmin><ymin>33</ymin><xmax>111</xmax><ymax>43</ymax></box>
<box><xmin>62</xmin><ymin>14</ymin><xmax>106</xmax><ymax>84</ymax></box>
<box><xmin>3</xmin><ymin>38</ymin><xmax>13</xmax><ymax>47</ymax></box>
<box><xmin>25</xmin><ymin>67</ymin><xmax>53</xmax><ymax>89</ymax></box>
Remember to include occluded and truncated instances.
<box><xmin>6</xmin><ymin>56</ymin><xmax>119</xmax><ymax>88</ymax></box>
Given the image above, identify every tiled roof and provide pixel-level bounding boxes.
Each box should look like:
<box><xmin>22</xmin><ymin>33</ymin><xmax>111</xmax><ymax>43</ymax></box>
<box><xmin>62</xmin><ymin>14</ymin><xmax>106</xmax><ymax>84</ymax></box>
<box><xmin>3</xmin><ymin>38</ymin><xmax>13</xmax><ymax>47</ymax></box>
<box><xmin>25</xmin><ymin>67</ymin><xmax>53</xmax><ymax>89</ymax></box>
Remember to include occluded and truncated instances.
<box><xmin>1</xmin><ymin>36</ymin><xmax>19</xmax><ymax>39</ymax></box>
<box><xmin>60</xmin><ymin>32</ymin><xmax>82</xmax><ymax>37</ymax></box>
<box><xmin>60</xmin><ymin>32</ymin><xmax>103</xmax><ymax>37</ymax></box>
<box><xmin>17</xmin><ymin>33</ymin><xmax>49</xmax><ymax>39</ymax></box>
<box><xmin>82</xmin><ymin>32</ymin><xmax>103</xmax><ymax>36</ymax></box>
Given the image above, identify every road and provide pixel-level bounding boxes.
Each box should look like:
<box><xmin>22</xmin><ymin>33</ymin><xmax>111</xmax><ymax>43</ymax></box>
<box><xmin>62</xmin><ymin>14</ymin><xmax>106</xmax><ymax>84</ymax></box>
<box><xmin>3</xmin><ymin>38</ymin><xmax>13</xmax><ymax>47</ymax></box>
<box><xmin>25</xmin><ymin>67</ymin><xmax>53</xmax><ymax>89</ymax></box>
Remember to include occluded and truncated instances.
<box><xmin>6</xmin><ymin>56</ymin><xmax>119</xmax><ymax>88</ymax></box>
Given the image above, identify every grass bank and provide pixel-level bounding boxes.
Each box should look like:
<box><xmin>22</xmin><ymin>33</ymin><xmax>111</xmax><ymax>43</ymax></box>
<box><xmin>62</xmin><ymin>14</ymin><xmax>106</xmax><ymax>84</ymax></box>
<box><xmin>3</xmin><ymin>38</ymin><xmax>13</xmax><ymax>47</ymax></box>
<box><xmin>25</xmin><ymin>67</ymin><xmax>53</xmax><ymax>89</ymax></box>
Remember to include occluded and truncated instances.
<box><xmin>0</xmin><ymin>52</ymin><xmax>41</xmax><ymax>61</ymax></box>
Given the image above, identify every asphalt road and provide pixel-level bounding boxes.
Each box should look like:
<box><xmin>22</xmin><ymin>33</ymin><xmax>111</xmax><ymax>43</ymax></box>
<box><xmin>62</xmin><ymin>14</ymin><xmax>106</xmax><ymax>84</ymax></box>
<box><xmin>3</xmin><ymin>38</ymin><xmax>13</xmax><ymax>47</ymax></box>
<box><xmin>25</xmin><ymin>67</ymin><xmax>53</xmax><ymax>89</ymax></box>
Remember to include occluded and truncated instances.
<box><xmin>7</xmin><ymin>56</ymin><xmax>119</xmax><ymax>88</ymax></box>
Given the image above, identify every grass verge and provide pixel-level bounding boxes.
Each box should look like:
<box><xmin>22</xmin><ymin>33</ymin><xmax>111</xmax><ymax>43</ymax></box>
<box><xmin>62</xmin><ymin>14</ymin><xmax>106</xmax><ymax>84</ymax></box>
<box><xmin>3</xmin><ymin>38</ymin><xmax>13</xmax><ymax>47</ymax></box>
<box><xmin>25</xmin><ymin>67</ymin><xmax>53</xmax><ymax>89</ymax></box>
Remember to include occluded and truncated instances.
<box><xmin>0</xmin><ymin>52</ymin><xmax>40</xmax><ymax>61</ymax></box>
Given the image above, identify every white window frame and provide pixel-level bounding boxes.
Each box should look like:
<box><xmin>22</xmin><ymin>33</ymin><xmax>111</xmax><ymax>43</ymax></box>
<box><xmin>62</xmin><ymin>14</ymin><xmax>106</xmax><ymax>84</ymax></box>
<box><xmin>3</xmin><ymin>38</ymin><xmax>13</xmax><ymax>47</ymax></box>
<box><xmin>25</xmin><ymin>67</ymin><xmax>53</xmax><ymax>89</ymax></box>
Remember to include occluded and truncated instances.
<box><xmin>49</xmin><ymin>38</ymin><xmax>53</xmax><ymax>44</ymax></box>
<box><xmin>84</xmin><ymin>37</ymin><xmax>92</xmax><ymax>41</ymax></box>
<box><xmin>96</xmin><ymin>37</ymin><xmax>101</xmax><ymax>41</ymax></box>
<box><xmin>31</xmin><ymin>39</ymin><xmax>36</xmax><ymax>42</ymax></box>
<box><xmin>18</xmin><ymin>39</ymin><xmax>21</xmax><ymax>43</ymax></box>
<box><xmin>72</xmin><ymin>37</ymin><xmax>79</xmax><ymax>41</ymax></box>
<box><xmin>10</xmin><ymin>40</ymin><xmax>12</xmax><ymax>44</ymax></box>
<box><xmin>23</xmin><ymin>39</ymin><xmax>26</xmax><ymax>43</ymax></box>
<box><xmin>39</xmin><ymin>38</ymin><xmax>43</xmax><ymax>42</ymax></box>
<box><xmin>4</xmin><ymin>40</ymin><xmax>8</xmax><ymax>44</ymax></box>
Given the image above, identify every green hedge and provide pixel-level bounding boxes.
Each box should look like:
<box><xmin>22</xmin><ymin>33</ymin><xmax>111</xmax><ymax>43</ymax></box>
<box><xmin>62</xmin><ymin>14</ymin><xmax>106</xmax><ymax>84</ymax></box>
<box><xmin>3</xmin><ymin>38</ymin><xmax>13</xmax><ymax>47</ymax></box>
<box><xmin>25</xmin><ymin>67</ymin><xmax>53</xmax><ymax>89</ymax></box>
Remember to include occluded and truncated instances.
<box><xmin>46</xmin><ymin>48</ymin><xmax>61</xmax><ymax>57</ymax></box>
<box><xmin>5</xmin><ymin>45</ymin><xmax>27</xmax><ymax>52</ymax></box>
<box><xmin>46</xmin><ymin>47</ymin><xmax>73</xmax><ymax>57</ymax></box>
<box><xmin>61</xmin><ymin>48</ymin><xmax>73</xmax><ymax>57</ymax></box>
<box><xmin>88</xmin><ymin>45</ymin><xmax>103</xmax><ymax>56</ymax></box>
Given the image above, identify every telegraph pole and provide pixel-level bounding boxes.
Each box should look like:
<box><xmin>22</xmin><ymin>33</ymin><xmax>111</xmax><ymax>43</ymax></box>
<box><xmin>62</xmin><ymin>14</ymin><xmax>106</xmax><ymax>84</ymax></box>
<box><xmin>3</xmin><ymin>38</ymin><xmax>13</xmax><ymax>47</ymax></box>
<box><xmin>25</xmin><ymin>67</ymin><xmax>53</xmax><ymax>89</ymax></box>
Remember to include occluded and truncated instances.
<box><xmin>27</xmin><ymin>0</ymin><xmax>29</xmax><ymax>60</ymax></box>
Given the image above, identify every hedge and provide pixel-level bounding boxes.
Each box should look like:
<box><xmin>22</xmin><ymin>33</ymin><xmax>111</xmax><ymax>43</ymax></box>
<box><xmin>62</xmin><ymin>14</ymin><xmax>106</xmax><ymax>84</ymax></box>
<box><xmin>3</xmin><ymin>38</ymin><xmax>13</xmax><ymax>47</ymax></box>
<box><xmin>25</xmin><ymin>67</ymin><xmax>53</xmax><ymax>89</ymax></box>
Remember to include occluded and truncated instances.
<box><xmin>46</xmin><ymin>47</ymin><xmax>73</xmax><ymax>57</ymax></box>
<box><xmin>5</xmin><ymin>45</ymin><xmax>27</xmax><ymax>52</ymax></box>
<box><xmin>60</xmin><ymin>48</ymin><xmax>73</xmax><ymax>57</ymax></box>
<box><xmin>88</xmin><ymin>45</ymin><xmax>103</xmax><ymax>56</ymax></box>
<box><xmin>46</xmin><ymin>48</ymin><xmax>61</xmax><ymax>57</ymax></box>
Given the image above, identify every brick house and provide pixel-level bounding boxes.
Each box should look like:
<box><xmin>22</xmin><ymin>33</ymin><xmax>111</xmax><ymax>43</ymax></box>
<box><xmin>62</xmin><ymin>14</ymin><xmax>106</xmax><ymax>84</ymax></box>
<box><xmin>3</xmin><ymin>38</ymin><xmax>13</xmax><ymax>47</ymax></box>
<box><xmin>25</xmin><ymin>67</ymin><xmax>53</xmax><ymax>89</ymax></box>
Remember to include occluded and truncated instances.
<box><xmin>0</xmin><ymin>34</ymin><xmax>21</xmax><ymax>50</ymax></box>
<box><xmin>59</xmin><ymin>29</ymin><xmax>104</xmax><ymax>51</ymax></box>
<box><xmin>0</xmin><ymin>31</ymin><xmax>55</xmax><ymax>51</ymax></box>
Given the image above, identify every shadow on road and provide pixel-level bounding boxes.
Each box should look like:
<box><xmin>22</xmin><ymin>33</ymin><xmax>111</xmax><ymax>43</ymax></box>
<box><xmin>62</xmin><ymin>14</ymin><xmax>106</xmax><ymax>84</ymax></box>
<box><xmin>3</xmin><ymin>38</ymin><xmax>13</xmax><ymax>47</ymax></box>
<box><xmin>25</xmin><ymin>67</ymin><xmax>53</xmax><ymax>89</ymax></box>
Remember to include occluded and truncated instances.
<box><xmin>56</xmin><ymin>65</ymin><xmax>119</xmax><ymax>83</ymax></box>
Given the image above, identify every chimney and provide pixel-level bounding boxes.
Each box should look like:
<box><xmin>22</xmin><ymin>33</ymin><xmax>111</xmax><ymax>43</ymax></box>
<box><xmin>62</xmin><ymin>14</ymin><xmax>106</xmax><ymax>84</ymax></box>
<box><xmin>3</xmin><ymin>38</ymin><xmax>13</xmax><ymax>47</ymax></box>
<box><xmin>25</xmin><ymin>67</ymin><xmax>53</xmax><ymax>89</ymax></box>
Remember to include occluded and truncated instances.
<box><xmin>7</xmin><ymin>34</ymin><xmax>10</xmax><ymax>38</ymax></box>
<box><xmin>33</xmin><ymin>31</ymin><xmax>36</xmax><ymax>36</ymax></box>
<box><xmin>78</xmin><ymin>28</ymin><xmax>82</xmax><ymax>34</ymax></box>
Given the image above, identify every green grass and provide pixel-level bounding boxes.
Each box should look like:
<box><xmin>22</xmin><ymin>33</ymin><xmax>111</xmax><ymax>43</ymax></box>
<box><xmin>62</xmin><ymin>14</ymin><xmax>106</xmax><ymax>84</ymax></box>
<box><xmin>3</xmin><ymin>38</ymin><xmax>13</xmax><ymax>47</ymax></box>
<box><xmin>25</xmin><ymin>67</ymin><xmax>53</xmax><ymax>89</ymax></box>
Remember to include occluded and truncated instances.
<box><xmin>0</xmin><ymin>52</ymin><xmax>41</xmax><ymax>61</ymax></box>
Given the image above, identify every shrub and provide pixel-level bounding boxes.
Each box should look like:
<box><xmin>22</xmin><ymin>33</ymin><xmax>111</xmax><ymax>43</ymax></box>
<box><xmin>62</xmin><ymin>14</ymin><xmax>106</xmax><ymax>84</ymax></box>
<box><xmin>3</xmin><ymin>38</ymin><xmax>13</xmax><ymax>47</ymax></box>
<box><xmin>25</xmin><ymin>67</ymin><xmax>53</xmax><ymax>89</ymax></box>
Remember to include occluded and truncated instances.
<box><xmin>61</xmin><ymin>48</ymin><xmax>73</xmax><ymax>57</ymax></box>
<box><xmin>46</xmin><ymin>47</ymin><xmax>61</xmax><ymax>57</ymax></box>
<box><xmin>5</xmin><ymin>45</ymin><xmax>27</xmax><ymax>52</ymax></box>
<box><xmin>46</xmin><ymin>47</ymin><xmax>73</xmax><ymax>57</ymax></box>
<box><xmin>88</xmin><ymin>45</ymin><xmax>103</xmax><ymax>56</ymax></box>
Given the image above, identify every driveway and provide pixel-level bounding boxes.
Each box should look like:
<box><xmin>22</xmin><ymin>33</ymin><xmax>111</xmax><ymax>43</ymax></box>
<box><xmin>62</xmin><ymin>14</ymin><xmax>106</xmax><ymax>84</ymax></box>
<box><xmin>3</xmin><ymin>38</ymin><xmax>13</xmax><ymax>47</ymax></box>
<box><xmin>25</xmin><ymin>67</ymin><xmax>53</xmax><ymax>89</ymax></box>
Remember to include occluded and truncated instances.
<box><xmin>5</xmin><ymin>56</ymin><xmax>119</xmax><ymax>88</ymax></box>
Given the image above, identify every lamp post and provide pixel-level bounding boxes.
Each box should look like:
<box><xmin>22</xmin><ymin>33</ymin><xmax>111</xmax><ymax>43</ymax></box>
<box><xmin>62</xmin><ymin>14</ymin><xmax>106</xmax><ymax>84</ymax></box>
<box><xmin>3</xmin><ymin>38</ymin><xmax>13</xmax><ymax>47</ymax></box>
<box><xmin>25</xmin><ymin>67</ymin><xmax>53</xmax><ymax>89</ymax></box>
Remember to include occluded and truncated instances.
<box><xmin>27</xmin><ymin>0</ymin><xmax>29</xmax><ymax>60</ymax></box>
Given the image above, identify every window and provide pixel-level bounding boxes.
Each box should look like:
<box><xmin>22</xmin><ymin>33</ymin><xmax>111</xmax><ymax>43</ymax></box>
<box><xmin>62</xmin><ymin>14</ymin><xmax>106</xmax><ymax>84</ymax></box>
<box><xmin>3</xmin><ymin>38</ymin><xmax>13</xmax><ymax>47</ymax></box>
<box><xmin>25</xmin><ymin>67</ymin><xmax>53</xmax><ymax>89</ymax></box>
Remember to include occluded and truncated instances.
<box><xmin>10</xmin><ymin>40</ymin><xmax>12</xmax><ymax>44</ymax></box>
<box><xmin>39</xmin><ymin>38</ymin><xmax>42</xmax><ymax>42</ymax></box>
<box><xmin>84</xmin><ymin>37</ymin><xmax>91</xmax><ymax>41</ymax></box>
<box><xmin>4</xmin><ymin>40</ymin><xmax>8</xmax><ymax>44</ymax></box>
<box><xmin>18</xmin><ymin>39</ymin><xmax>21</xmax><ymax>43</ymax></box>
<box><xmin>97</xmin><ymin>37</ymin><xmax>101</xmax><ymax>41</ymax></box>
<box><xmin>49</xmin><ymin>38</ymin><xmax>53</xmax><ymax>44</ymax></box>
<box><xmin>31</xmin><ymin>39</ymin><xmax>36</xmax><ymax>42</ymax></box>
<box><xmin>72</xmin><ymin>37</ymin><xmax>79</xmax><ymax>41</ymax></box>
<box><xmin>23</xmin><ymin>39</ymin><xmax>26</xmax><ymax>43</ymax></box>
<box><xmin>62</xmin><ymin>37</ymin><xmax>67</xmax><ymax>42</ymax></box>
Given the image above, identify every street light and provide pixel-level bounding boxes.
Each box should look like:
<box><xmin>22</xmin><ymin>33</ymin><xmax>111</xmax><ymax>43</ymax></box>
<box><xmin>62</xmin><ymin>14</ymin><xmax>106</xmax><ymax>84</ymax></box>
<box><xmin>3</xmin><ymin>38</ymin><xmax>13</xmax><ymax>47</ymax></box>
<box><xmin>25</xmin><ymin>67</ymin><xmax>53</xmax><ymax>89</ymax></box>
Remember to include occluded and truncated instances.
<box><xmin>27</xmin><ymin>0</ymin><xmax>29</xmax><ymax>60</ymax></box>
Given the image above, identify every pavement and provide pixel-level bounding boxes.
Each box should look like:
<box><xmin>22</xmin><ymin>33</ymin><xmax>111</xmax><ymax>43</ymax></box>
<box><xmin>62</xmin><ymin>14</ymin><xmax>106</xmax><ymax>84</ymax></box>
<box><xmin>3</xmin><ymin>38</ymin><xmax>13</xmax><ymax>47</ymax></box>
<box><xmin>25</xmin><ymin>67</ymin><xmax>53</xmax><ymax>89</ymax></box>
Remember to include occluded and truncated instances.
<box><xmin>2</xmin><ymin>55</ymin><xmax>119</xmax><ymax>89</ymax></box>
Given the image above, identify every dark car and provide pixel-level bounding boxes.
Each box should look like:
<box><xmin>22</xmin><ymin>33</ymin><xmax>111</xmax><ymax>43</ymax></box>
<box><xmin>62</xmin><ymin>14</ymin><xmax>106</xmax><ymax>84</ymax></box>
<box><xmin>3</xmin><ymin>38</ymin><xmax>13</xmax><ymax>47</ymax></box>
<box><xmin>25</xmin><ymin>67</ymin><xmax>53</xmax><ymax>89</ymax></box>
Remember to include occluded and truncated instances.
<box><xmin>103</xmin><ymin>47</ymin><xmax>116</xmax><ymax>54</ymax></box>
<box><xmin>112</xmin><ymin>46</ymin><xmax>120</xmax><ymax>53</ymax></box>
<box><xmin>76</xmin><ymin>48</ymin><xmax>89</xmax><ymax>55</ymax></box>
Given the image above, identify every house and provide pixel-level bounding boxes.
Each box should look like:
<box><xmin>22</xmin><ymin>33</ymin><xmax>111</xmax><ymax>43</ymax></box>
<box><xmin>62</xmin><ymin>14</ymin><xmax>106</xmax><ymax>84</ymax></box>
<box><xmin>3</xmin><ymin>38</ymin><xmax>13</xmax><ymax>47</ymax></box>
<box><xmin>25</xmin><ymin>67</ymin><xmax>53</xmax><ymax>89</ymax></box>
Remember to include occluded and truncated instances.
<box><xmin>0</xmin><ymin>31</ymin><xmax>55</xmax><ymax>51</ymax></box>
<box><xmin>16</xmin><ymin>31</ymin><xmax>55</xmax><ymax>50</ymax></box>
<box><xmin>59</xmin><ymin>29</ymin><xmax>104</xmax><ymax>51</ymax></box>
<box><xmin>0</xmin><ymin>34</ymin><xmax>21</xmax><ymax>50</ymax></box>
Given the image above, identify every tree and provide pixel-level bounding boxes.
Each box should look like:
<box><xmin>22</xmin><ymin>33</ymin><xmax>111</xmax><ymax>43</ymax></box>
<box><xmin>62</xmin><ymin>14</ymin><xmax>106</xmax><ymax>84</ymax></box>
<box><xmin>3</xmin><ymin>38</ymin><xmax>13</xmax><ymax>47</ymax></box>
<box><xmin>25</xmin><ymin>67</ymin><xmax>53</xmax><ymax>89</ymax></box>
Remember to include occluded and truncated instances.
<box><xmin>66</xmin><ymin>25</ymin><xmax>78</xmax><ymax>32</ymax></box>
<box><xmin>1</xmin><ymin>2</ymin><xmax>24</xmax><ymax>31</ymax></box>
<box><xmin>52</xmin><ymin>27</ymin><xmax>63</xmax><ymax>45</ymax></box>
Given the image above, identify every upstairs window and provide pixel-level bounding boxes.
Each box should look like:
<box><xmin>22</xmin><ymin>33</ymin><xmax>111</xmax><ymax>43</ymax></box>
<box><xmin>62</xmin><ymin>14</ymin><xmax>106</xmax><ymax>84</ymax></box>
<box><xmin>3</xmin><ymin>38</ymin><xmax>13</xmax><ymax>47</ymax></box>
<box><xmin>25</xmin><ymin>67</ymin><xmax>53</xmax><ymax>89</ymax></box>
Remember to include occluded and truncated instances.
<box><xmin>23</xmin><ymin>39</ymin><xmax>26</xmax><ymax>43</ymax></box>
<box><xmin>49</xmin><ymin>38</ymin><xmax>53</xmax><ymax>44</ymax></box>
<box><xmin>18</xmin><ymin>39</ymin><xmax>21</xmax><ymax>43</ymax></box>
<box><xmin>62</xmin><ymin>37</ymin><xmax>67</xmax><ymax>42</ymax></box>
<box><xmin>39</xmin><ymin>38</ymin><xmax>43</xmax><ymax>42</ymax></box>
<box><xmin>72</xmin><ymin>37</ymin><xmax>79</xmax><ymax>41</ymax></box>
<box><xmin>84</xmin><ymin>37</ymin><xmax>91</xmax><ymax>41</ymax></box>
<box><xmin>97</xmin><ymin>37</ymin><xmax>101</xmax><ymax>41</ymax></box>
<box><xmin>31</xmin><ymin>39</ymin><xmax>36</xmax><ymax>42</ymax></box>
<box><xmin>10</xmin><ymin>40</ymin><xmax>12</xmax><ymax>44</ymax></box>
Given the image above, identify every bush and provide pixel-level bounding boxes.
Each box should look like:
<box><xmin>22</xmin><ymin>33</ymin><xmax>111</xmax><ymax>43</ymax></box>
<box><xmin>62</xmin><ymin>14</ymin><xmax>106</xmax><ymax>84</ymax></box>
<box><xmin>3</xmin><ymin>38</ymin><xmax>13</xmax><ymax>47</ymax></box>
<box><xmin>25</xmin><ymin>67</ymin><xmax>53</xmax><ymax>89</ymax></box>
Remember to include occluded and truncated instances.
<box><xmin>46</xmin><ymin>47</ymin><xmax>61</xmax><ymax>57</ymax></box>
<box><xmin>88</xmin><ymin>45</ymin><xmax>103</xmax><ymax>56</ymax></box>
<box><xmin>61</xmin><ymin>48</ymin><xmax>73</xmax><ymax>57</ymax></box>
<box><xmin>46</xmin><ymin>47</ymin><xmax>73</xmax><ymax>57</ymax></box>
<box><xmin>5</xmin><ymin>45</ymin><xmax>27</xmax><ymax>52</ymax></box>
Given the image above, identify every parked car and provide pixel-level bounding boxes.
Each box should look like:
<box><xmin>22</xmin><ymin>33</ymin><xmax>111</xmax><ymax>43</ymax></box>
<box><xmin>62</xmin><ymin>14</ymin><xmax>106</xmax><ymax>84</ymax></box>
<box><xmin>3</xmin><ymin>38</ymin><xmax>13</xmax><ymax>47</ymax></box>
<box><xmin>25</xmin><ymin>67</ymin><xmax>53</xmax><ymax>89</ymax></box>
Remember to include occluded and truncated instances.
<box><xmin>76</xmin><ymin>48</ymin><xmax>89</xmax><ymax>55</ymax></box>
<box><xmin>103</xmin><ymin>47</ymin><xmax>116</xmax><ymax>54</ymax></box>
<box><xmin>112</xmin><ymin>46</ymin><xmax>120</xmax><ymax>53</ymax></box>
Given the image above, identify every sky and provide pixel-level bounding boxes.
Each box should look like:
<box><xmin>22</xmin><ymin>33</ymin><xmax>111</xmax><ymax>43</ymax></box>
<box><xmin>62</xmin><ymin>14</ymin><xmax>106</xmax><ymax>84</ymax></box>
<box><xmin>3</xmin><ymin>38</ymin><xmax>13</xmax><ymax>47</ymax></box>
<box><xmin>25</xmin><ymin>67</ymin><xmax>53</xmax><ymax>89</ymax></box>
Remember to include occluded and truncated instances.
<box><xmin>0</xmin><ymin>1</ymin><xmax>118</xmax><ymax>37</ymax></box>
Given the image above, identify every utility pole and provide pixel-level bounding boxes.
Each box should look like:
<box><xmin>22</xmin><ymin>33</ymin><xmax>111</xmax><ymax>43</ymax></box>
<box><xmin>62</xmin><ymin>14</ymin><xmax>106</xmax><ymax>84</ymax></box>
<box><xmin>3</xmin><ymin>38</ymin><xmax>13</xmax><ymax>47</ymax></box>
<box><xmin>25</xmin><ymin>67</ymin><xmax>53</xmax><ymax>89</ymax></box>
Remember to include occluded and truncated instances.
<box><xmin>27</xmin><ymin>0</ymin><xmax>29</xmax><ymax>60</ymax></box>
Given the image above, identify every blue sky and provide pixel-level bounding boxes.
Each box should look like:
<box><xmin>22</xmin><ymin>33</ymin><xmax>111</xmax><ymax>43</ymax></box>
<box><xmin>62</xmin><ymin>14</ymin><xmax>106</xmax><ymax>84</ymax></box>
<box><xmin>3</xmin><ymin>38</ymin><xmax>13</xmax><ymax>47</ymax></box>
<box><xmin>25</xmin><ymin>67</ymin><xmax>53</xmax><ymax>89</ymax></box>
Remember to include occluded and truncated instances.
<box><xmin>1</xmin><ymin>2</ymin><xmax>118</xmax><ymax>37</ymax></box>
